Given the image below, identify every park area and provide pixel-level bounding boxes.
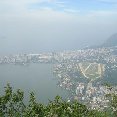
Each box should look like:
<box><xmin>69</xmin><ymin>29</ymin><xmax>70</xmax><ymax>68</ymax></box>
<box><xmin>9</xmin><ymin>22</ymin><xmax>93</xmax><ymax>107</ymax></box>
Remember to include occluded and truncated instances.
<box><xmin>79</xmin><ymin>62</ymin><xmax>105</xmax><ymax>80</ymax></box>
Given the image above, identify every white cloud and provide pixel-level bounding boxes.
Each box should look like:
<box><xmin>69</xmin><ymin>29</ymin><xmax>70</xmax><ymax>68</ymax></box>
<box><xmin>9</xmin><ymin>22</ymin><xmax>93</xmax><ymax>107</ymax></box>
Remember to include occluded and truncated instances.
<box><xmin>0</xmin><ymin>0</ymin><xmax>56</xmax><ymax>13</ymax></box>
<box><xmin>55</xmin><ymin>1</ymin><xmax>66</xmax><ymax>8</ymax></box>
<box><xmin>0</xmin><ymin>0</ymin><xmax>77</xmax><ymax>21</ymax></box>
<box><xmin>96</xmin><ymin>0</ymin><xmax>117</xmax><ymax>3</ymax></box>
<box><xmin>0</xmin><ymin>0</ymin><xmax>117</xmax><ymax>23</ymax></box>
<box><xmin>0</xmin><ymin>0</ymin><xmax>66</xmax><ymax>19</ymax></box>
<box><xmin>87</xmin><ymin>10</ymin><xmax>117</xmax><ymax>16</ymax></box>
<box><xmin>64</xmin><ymin>9</ymin><xmax>80</xmax><ymax>14</ymax></box>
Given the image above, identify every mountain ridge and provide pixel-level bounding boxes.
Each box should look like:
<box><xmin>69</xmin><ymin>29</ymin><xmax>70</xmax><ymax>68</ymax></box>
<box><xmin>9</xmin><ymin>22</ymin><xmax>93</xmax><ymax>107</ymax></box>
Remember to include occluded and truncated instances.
<box><xmin>102</xmin><ymin>33</ymin><xmax>117</xmax><ymax>47</ymax></box>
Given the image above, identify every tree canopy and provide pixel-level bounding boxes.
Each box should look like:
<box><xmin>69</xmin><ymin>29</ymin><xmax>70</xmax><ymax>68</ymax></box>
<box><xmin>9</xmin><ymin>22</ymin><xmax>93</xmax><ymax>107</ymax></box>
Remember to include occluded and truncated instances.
<box><xmin>0</xmin><ymin>84</ymin><xmax>116</xmax><ymax>117</ymax></box>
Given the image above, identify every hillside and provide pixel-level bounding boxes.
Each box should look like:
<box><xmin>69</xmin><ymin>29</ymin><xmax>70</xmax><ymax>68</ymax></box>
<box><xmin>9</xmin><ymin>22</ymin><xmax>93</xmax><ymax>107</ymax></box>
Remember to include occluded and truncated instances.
<box><xmin>103</xmin><ymin>33</ymin><xmax>117</xmax><ymax>47</ymax></box>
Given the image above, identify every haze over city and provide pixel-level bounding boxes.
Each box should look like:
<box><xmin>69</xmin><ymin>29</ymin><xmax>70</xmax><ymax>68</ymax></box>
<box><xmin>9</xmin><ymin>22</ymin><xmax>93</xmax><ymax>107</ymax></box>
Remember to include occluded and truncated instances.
<box><xmin>1</xmin><ymin>1</ymin><xmax>117</xmax><ymax>115</ymax></box>
<box><xmin>0</xmin><ymin>0</ymin><xmax>117</xmax><ymax>54</ymax></box>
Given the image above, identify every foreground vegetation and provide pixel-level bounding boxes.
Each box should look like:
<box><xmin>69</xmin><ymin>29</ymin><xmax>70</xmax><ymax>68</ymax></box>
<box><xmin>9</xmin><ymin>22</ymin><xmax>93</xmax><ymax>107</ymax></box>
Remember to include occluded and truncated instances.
<box><xmin>0</xmin><ymin>84</ymin><xmax>117</xmax><ymax>117</ymax></box>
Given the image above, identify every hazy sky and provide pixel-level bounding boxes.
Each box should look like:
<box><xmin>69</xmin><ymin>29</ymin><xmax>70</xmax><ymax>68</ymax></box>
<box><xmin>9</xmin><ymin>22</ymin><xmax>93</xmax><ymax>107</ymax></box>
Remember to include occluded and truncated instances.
<box><xmin>0</xmin><ymin>0</ymin><xmax>117</xmax><ymax>54</ymax></box>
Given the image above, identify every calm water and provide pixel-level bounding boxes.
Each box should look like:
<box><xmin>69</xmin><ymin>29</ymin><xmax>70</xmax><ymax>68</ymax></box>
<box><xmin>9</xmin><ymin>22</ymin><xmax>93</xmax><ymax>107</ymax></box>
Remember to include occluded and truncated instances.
<box><xmin>0</xmin><ymin>63</ymin><xmax>69</xmax><ymax>103</ymax></box>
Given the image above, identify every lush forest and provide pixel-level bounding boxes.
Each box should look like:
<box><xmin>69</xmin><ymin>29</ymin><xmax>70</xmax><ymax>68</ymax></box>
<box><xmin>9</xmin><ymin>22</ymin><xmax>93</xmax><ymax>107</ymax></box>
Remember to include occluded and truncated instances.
<box><xmin>0</xmin><ymin>84</ymin><xmax>117</xmax><ymax>117</ymax></box>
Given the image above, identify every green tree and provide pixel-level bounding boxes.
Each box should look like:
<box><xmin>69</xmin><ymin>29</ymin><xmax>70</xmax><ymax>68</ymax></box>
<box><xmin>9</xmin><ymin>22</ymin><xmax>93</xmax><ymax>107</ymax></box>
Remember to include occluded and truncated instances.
<box><xmin>0</xmin><ymin>84</ymin><xmax>115</xmax><ymax>117</ymax></box>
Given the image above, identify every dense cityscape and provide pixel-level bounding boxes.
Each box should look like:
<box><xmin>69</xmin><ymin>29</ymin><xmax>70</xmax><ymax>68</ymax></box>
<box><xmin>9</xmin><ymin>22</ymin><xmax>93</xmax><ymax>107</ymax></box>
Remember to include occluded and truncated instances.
<box><xmin>0</xmin><ymin>46</ymin><xmax>117</xmax><ymax>110</ymax></box>
<box><xmin>0</xmin><ymin>46</ymin><xmax>117</xmax><ymax>65</ymax></box>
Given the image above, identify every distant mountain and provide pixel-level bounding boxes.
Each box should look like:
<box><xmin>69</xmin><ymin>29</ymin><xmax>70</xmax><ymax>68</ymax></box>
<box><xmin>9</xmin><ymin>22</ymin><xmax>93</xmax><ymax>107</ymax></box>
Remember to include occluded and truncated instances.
<box><xmin>82</xmin><ymin>33</ymin><xmax>117</xmax><ymax>50</ymax></box>
<box><xmin>103</xmin><ymin>33</ymin><xmax>117</xmax><ymax>47</ymax></box>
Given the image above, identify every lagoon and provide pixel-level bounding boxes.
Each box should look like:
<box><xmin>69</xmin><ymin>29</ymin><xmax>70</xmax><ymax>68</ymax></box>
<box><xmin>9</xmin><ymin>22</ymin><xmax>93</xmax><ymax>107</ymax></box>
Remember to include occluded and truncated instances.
<box><xmin>0</xmin><ymin>63</ymin><xmax>69</xmax><ymax>103</ymax></box>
